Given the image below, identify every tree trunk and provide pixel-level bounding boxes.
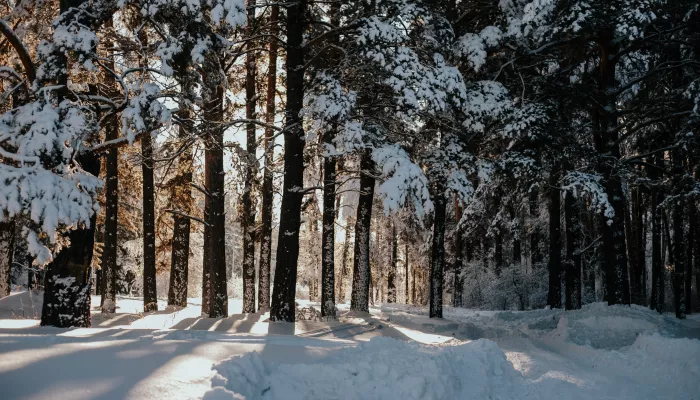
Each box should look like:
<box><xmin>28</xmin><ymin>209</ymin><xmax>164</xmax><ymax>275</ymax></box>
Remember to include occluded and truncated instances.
<box><xmin>0</xmin><ymin>221</ymin><xmax>15</xmax><ymax>298</ymax></box>
<box><xmin>405</xmin><ymin>242</ymin><xmax>410</xmax><ymax>304</ymax></box>
<box><xmin>241</xmin><ymin>0</ymin><xmax>258</xmax><ymax>314</ymax></box>
<box><xmin>685</xmin><ymin>190</ymin><xmax>693</xmax><ymax>314</ymax></box>
<box><xmin>548</xmin><ymin>173</ymin><xmax>562</xmax><ymax>309</ymax></box>
<box><xmin>529</xmin><ymin>189</ymin><xmax>543</xmax><ymax>268</ymax></box>
<box><xmin>41</xmin><ymin>154</ymin><xmax>100</xmax><ymax>327</ymax></box>
<box><xmin>350</xmin><ymin>150</ymin><xmax>375</xmax><ymax>312</ymax></box>
<box><xmin>167</xmin><ymin>97</ymin><xmax>193</xmax><ymax>308</ymax></box>
<box><xmin>453</xmin><ymin>198</ymin><xmax>464</xmax><ymax>307</ymax></box>
<box><xmin>203</xmin><ymin>65</ymin><xmax>228</xmax><ymax>318</ymax></box>
<box><xmin>650</xmin><ymin>154</ymin><xmax>665</xmax><ymax>312</ymax></box>
<box><xmin>40</xmin><ymin>0</ymin><xmax>99</xmax><ymax>327</ymax></box>
<box><xmin>320</xmin><ymin>132</ymin><xmax>337</xmax><ymax>316</ymax></box>
<box><xmin>387</xmin><ymin>224</ymin><xmax>397</xmax><ymax>303</ymax></box>
<box><xmin>564</xmin><ymin>191</ymin><xmax>581</xmax><ymax>310</ymax></box>
<box><xmin>595</xmin><ymin>34</ymin><xmax>630</xmax><ymax>306</ymax></box>
<box><xmin>429</xmin><ymin>192</ymin><xmax>446</xmax><ymax>318</ymax></box>
<box><xmin>257</xmin><ymin>4</ymin><xmax>278</xmax><ymax>314</ymax></box>
<box><xmin>101</xmin><ymin>18</ymin><xmax>119</xmax><ymax>314</ymax></box>
<box><xmin>141</xmin><ymin>131</ymin><xmax>158</xmax><ymax>313</ymax></box>
<box><xmin>337</xmin><ymin>217</ymin><xmax>353</xmax><ymax>304</ymax></box>
<box><xmin>672</xmin><ymin>151</ymin><xmax>686</xmax><ymax>319</ymax></box>
<box><xmin>269</xmin><ymin>0</ymin><xmax>306</xmax><ymax>322</ymax></box>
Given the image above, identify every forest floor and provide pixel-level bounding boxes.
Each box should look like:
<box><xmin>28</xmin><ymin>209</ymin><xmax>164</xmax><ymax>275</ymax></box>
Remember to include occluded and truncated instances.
<box><xmin>1</xmin><ymin>291</ymin><xmax>699</xmax><ymax>399</ymax></box>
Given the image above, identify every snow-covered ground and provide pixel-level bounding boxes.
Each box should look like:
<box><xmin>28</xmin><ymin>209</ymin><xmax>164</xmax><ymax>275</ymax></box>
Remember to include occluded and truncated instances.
<box><xmin>1</xmin><ymin>291</ymin><xmax>699</xmax><ymax>399</ymax></box>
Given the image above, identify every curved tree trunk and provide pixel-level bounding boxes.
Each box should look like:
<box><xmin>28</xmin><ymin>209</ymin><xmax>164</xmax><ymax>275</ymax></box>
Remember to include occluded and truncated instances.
<box><xmin>350</xmin><ymin>150</ymin><xmax>375</xmax><ymax>312</ymax></box>
<box><xmin>257</xmin><ymin>4</ymin><xmax>279</xmax><ymax>313</ymax></box>
<box><xmin>269</xmin><ymin>0</ymin><xmax>306</xmax><ymax>322</ymax></box>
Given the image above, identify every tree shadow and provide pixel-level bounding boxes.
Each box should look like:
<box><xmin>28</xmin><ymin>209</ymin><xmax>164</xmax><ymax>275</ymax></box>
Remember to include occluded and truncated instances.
<box><xmin>0</xmin><ymin>332</ymin><xmax>204</xmax><ymax>400</ymax></box>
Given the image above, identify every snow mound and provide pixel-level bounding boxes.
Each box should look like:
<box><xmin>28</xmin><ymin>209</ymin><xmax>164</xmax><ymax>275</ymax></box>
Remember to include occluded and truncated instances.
<box><xmin>205</xmin><ymin>337</ymin><xmax>527</xmax><ymax>400</ymax></box>
<box><xmin>553</xmin><ymin>303</ymin><xmax>697</xmax><ymax>349</ymax></box>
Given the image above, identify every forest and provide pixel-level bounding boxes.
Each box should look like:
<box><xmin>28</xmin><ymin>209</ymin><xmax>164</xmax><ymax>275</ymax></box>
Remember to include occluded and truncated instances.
<box><xmin>0</xmin><ymin>0</ymin><xmax>699</xmax><ymax>329</ymax></box>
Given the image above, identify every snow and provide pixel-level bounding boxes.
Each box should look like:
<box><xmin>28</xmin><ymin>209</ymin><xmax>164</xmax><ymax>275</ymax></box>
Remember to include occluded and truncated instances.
<box><xmin>1</xmin><ymin>292</ymin><xmax>699</xmax><ymax>399</ymax></box>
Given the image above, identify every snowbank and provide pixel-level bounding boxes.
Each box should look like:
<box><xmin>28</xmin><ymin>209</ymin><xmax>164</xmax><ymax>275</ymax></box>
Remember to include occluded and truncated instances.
<box><xmin>381</xmin><ymin>302</ymin><xmax>700</xmax><ymax>349</ymax></box>
<box><xmin>205</xmin><ymin>337</ymin><xmax>527</xmax><ymax>400</ymax></box>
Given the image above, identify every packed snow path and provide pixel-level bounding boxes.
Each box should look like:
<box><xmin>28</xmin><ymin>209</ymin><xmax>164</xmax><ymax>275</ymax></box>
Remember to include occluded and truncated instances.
<box><xmin>1</xmin><ymin>292</ymin><xmax>699</xmax><ymax>399</ymax></box>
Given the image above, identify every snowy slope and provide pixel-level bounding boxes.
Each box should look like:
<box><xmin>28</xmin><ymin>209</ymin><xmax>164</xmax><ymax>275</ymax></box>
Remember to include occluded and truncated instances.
<box><xmin>1</xmin><ymin>292</ymin><xmax>699</xmax><ymax>400</ymax></box>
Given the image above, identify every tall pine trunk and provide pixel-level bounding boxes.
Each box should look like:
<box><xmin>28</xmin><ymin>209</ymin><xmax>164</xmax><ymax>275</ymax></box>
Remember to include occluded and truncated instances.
<box><xmin>672</xmin><ymin>151</ymin><xmax>686</xmax><ymax>319</ymax></box>
<box><xmin>405</xmin><ymin>242</ymin><xmax>410</xmax><ymax>304</ymax></box>
<box><xmin>167</xmin><ymin>89</ymin><xmax>193</xmax><ymax>308</ymax></box>
<box><xmin>141</xmin><ymin>131</ymin><xmax>157</xmax><ymax>312</ymax></box>
<box><xmin>41</xmin><ymin>6</ymin><xmax>100</xmax><ymax>325</ymax></box>
<box><xmin>269</xmin><ymin>0</ymin><xmax>306</xmax><ymax>322</ymax></box>
<box><xmin>429</xmin><ymin>192</ymin><xmax>446</xmax><ymax>318</ymax></box>
<box><xmin>595</xmin><ymin>33</ymin><xmax>630</xmax><ymax>306</ymax></box>
<box><xmin>350</xmin><ymin>150</ymin><xmax>375</xmax><ymax>312</ymax></box>
<box><xmin>320</xmin><ymin>1</ymin><xmax>342</xmax><ymax>319</ymax></box>
<box><xmin>547</xmin><ymin>172</ymin><xmax>562</xmax><ymax>309</ymax></box>
<box><xmin>650</xmin><ymin>154</ymin><xmax>665</xmax><ymax>312</ymax></box>
<box><xmin>257</xmin><ymin>4</ymin><xmax>279</xmax><ymax>313</ymax></box>
<box><xmin>101</xmin><ymin>21</ymin><xmax>119</xmax><ymax>313</ymax></box>
<box><xmin>628</xmin><ymin>186</ymin><xmax>645</xmax><ymax>305</ymax></box>
<box><xmin>140</xmin><ymin>32</ymin><xmax>157</xmax><ymax>313</ymax></box>
<box><xmin>203</xmin><ymin>60</ymin><xmax>228</xmax><ymax>318</ymax></box>
<box><xmin>241</xmin><ymin>0</ymin><xmax>258</xmax><ymax>314</ymax></box>
<box><xmin>320</xmin><ymin>129</ymin><xmax>337</xmax><ymax>316</ymax></box>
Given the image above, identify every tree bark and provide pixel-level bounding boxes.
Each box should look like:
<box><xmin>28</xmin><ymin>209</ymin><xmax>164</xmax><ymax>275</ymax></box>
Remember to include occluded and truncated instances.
<box><xmin>453</xmin><ymin>198</ymin><xmax>464</xmax><ymax>307</ymax></box>
<box><xmin>0</xmin><ymin>221</ymin><xmax>15</xmax><ymax>298</ymax></box>
<box><xmin>269</xmin><ymin>0</ymin><xmax>306</xmax><ymax>322</ymax></box>
<box><xmin>672</xmin><ymin>151</ymin><xmax>686</xmax><ymax>319</ymax></box>
<box><xmin>650</xmin><ymin>154</ymin><xmax>665</xmax><ymax>312</ymax></box>
<box><xmin>686</xmin><ymin>197</ymin><xmax>694</xmax><ymax>314</ymax></box>
<box><xmin>100</xmin><ymin>18</ymin><xmax>119</xmax><ymax>313</ymax></box>
<box><xmin>139</xmin><ymin>33</ymin><xmax>157</xmax><ymax>314</ymax></box>
<box><xmin>203</xmin><ymin>63</ymin><xmax>228</xmax><ymax>318</ymax></box>
<box><xmin>320</xmin><ymin>131</ymin><xmax>337</xmax><ymax>316</ymax></box>
<box><xmin>405</xmin><ymin>242</ymin><xmax>410</xmax><ymax>304</ymax></box>
<box><xmin>429</xmin><ymin>192</ymin><xmax>446</xmax><ymax>318</ymax></box>
<box><xmin>564</xmin><ymin>191</ymin><xmax>581</xmax><ymax>309</ymax></box>
<box><xmin>241</xmin><ymin>0</ymin><xmax>258</xmax><ymax>314</ymax></box>
<box><xmin>387</xmin><ymin>224</ymin><xmax>397</xmax><ymax>303</ymax></box>
<box><xmin>167</xmin><ymin>92</ymin><xmax>193</xmax><ymax>308</ymax></box>
<box><xmin>337</xmin><ymin>217</ymin><xmax>353</xmax><ymax>304</ymax></box>
<box><xmin>595</xmin><ymin>33</ymin><xmax>630</xmax><ymax>306</ymax></box>
<box><xmin>141</xmin><ymin>132</ymin><xmax>158</xmax><ymax>313</ymax></box>
<box><xmin>41</xmin><ymin>153</ymin><xmax>100</xmax><ymax>327</ymax></box>
<box><xmin>547</xmin><ymin>173</ymin><xmax>562</xmax><ymax>309</ymax></box>
<box><xmin>350</xmin><ymin>150</ymin><xmax>375</xmax><ymax>312</ymax></box>
<box><xmin>257</xmin><ymin>4</ymin><xmax>279</xmax><ymax>314</ymax></box>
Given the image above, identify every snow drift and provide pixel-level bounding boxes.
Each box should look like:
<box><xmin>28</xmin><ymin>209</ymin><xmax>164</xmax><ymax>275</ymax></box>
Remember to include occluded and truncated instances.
<box><xmin>204</xmin><ymin>337</ymin><xmax>527</xmax><ymax>400</ymax></box>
